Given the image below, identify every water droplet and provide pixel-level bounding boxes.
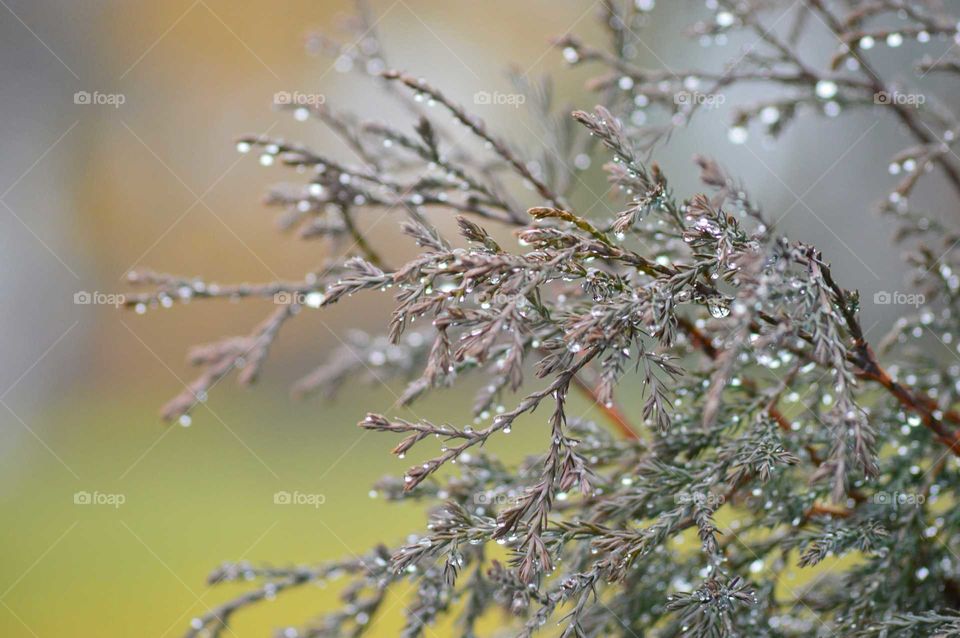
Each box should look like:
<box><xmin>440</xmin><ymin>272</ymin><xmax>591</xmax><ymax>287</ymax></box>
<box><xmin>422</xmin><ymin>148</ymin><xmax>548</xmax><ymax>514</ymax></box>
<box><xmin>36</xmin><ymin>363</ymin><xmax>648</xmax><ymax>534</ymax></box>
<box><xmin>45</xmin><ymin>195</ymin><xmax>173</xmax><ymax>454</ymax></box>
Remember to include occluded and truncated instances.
<box><xmin>728</xmin><ymin>126</ymin><xmax>748</xmax><ymax>145</ymax></box>
<box><xmin>708</xmin><ymin>300</ymin><xmax>730</xmax><ymax>318</ymax></box>
<box><xmin>693</xmin><ymin>217</ymin><xmax>721</xmax><ymax>236</ymax></box>
<box><xmin>716</xmin><ymin>11</ymin><xmax>735</xmax><ymax>27</ymax></box>
<box><xmin>815</xmin><ymin>80</ymin><xmax>838</xmax><ymax>100</ymax></box>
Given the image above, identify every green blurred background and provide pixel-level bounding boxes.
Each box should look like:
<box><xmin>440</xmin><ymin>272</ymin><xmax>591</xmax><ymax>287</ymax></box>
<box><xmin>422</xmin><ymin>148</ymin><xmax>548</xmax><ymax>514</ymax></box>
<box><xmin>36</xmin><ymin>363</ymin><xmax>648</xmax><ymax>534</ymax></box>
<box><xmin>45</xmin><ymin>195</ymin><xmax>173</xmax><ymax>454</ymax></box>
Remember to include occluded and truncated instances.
<box><xmin>0</xmin><ymin>1</ymin><xmax>942</xmax><ymax>635</ymax></box>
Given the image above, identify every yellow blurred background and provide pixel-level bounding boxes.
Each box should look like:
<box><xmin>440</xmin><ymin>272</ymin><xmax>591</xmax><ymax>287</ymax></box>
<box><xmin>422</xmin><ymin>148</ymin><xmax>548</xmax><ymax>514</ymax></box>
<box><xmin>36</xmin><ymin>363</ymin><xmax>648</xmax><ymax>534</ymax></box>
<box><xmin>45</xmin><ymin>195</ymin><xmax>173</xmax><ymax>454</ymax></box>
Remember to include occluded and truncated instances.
<box><xmin>0</xmin><ymin>0</ymin><xmax>933</xmax><ymax>635</ymax></box>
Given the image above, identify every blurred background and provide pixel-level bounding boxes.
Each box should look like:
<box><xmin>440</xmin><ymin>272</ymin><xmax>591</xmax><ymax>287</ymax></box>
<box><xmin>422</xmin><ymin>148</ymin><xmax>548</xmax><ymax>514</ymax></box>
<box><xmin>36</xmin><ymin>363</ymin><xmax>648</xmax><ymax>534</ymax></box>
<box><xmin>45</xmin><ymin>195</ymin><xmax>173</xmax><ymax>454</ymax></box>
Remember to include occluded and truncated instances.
<box><xmin>0</xmin><ymin>1</ymin><xmax>952</xmax><ymax>636</ymax></box>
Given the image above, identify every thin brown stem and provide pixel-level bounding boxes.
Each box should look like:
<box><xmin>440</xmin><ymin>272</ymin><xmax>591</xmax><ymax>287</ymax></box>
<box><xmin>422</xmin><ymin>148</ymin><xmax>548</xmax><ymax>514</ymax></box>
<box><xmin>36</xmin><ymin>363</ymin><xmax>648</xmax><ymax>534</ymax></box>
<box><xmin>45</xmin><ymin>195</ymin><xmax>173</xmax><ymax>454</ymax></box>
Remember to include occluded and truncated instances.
<box><xmin>340</xmin><ymin>205</ymin><xmax>387</xmax><ymax>269</ymax></box>
<box><xmin>571</xmin><ymin>374</ymin><xmax>641</xmax><ymax>441</ymax></box>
